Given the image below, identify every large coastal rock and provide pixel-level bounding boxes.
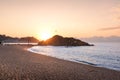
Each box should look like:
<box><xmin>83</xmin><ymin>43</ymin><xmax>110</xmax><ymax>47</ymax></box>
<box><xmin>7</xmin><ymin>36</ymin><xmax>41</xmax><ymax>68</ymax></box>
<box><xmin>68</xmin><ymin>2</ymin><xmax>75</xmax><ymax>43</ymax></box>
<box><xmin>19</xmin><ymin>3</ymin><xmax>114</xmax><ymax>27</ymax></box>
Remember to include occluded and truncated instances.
<box><xmin>38</xmin><ymin>35</ymin><xmax>93</xmax><ymax>46</ymax></box>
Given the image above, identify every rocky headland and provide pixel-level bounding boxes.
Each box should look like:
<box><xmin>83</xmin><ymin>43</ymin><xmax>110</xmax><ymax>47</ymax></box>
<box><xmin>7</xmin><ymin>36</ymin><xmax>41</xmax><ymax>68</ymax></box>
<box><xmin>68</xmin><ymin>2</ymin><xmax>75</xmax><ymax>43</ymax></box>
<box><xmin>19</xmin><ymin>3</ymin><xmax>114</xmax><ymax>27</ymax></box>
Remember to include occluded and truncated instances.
<box><xmin>38</xmin><ymin>35</ymin><xmax>93</xmax><ymax>46</ymax></box>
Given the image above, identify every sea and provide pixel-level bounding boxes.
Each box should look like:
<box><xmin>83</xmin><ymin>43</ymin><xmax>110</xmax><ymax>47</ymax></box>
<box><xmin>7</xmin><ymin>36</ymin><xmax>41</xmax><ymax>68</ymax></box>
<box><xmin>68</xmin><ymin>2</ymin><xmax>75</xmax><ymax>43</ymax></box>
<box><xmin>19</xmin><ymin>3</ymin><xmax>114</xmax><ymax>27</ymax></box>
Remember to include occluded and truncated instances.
<box><xmin>28</xmin><ymin>42</ymin><xmax>120</xmax><ymax>71</ymax></box>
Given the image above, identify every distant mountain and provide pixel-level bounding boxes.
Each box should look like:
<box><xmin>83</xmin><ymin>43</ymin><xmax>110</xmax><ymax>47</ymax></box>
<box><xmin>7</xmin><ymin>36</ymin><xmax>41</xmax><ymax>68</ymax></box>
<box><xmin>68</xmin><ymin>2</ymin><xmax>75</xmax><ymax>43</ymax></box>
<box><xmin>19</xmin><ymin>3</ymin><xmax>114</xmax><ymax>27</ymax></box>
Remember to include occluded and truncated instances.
<box><xmin>19</xmin><ymin>37</ymin><xmax>39</xmax><ymax>43</ymax></box>
<box><xmin>0</xmin><ymin>34</ymin><xmax>39</xmax><ymax>43</ymax></box>
<box><xmin>80</xmin><ymin>36</ymin><xmax>120</xmax><ymax>42</ymax></box>
<box><xmin>0</xmin><ymin>34</ymin><xmax>18</xmax><ymax>42</ymax></box>
<box><xmin>38</xmin><ymin>35</ymin><xmax>93</xmax><ymax>46</ymax></box>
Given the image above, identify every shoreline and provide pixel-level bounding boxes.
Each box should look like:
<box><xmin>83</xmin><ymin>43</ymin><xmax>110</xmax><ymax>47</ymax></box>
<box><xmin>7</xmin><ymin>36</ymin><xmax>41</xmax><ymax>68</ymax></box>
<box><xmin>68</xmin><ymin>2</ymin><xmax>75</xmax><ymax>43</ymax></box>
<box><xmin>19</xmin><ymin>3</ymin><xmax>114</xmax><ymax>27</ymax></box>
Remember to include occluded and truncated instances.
<box><xmin>26</xmin><ymin>45</ymin><xmax>120</xmax><ymax>72</ymax></box>
<box><xmin>0</xmin><ymin>45</ymin><xmax>120</xmax><ymax>80</ymax></box>
<box><xmin>28</xmin><ymin>45</ymin><xmax>120</xmax><ymax>71</ymax></box>
<box><xmin>28</xmin><ymin>46</ymin><xmax>120</xmax><ymax>72</ymax></box>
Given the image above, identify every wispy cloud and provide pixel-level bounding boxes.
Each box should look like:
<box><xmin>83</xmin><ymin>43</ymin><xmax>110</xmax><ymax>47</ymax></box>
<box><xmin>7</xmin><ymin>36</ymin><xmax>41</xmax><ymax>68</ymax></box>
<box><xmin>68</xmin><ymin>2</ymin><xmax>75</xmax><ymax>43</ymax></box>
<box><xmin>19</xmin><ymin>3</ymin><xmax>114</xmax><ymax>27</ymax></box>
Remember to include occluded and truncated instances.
<box><xmin>99</xmin><ymin>26</ymin><xmax>120</xmax><ymax>31</ymax></box>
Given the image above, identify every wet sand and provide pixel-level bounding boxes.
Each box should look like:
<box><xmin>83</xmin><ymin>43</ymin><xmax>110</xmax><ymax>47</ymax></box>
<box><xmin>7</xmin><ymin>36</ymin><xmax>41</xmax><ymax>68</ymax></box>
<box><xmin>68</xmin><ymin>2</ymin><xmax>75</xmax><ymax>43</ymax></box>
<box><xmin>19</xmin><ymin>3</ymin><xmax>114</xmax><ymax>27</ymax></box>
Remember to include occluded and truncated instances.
<box><xmin>0</xmin><ymin>45</ymin><xmax>120</xmax><ymax>80</ymax></box>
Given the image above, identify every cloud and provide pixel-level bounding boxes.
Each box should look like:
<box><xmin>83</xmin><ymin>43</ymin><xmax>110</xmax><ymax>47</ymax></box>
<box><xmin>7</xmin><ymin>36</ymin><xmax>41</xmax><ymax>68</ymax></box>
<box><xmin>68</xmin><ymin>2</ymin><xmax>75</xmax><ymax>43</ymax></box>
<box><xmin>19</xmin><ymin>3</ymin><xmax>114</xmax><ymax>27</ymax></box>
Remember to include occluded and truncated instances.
<box><xmin>99</xmin><ymin>26</ymin><xmax>120</xmax><ymax>31</ymax></box>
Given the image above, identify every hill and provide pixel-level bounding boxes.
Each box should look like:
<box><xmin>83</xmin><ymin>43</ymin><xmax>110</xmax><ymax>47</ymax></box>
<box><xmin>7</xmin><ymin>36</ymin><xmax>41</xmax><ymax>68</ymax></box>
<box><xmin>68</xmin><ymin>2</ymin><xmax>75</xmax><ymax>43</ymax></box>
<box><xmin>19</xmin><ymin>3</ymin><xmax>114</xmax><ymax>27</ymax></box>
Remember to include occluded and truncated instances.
<box><xmin>38</xmin><ymin>35</ymin><xmax>93</xmax><ymax>46</ymax></box>
<box><xmin>0</xmin><ymin>34</ymin><xmax>39</xmax><ymax>43</ymax></box>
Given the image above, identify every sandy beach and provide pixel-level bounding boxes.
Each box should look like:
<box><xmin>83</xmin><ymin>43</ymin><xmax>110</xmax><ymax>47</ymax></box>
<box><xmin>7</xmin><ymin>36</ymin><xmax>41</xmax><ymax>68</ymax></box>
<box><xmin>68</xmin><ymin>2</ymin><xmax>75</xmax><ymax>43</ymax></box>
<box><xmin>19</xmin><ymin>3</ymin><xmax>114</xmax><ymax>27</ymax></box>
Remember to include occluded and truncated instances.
<box><xmin>0</xmin><ymin>45</ymin><xmax>120</xmax><ymax>80</ymax></box>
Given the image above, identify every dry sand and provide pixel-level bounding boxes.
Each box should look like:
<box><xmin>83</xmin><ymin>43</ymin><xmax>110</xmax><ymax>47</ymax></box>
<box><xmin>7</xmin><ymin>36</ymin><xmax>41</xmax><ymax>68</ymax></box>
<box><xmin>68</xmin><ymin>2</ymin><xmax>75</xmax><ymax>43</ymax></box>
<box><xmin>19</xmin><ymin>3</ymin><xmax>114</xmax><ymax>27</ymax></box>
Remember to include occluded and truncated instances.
<box><xmin>0</xmin><ymin>45</ymin><xmax>120</xmax><ymax>80</ymax></box>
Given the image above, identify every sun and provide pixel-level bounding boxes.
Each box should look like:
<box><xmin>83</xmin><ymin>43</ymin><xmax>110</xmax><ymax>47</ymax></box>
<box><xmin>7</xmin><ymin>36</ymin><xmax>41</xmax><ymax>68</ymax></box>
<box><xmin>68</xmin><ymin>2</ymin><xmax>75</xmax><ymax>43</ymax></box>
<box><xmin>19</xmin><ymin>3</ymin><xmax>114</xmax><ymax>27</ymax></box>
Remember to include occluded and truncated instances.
<box><xmin>40</xmin><ymin>33</ymin><xmax>51</xmax><ymax>41</ymax></box>
<box><xmin>36</xmin><ymin>27</ymin><xmax>55</xmax><ymax>41</ymax></box>
<box><xmin>38</xmin><ymin>31</ymin><xmax>53</xmax><ymax>41</ymax></box>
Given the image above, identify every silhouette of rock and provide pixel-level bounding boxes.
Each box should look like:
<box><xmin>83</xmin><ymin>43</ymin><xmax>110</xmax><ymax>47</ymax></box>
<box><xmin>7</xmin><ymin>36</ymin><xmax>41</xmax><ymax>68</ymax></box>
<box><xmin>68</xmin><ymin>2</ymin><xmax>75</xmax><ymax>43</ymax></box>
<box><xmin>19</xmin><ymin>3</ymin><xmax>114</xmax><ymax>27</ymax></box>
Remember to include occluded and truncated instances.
<box><xmin>38</xmin><ymin>35</ymin><xmax>93</xmax><ymax>46</ymax></box>
<box><xmin>0</xmin><ymin>34</ymin><xmax>39</xmax><ymax>43</ymax></box>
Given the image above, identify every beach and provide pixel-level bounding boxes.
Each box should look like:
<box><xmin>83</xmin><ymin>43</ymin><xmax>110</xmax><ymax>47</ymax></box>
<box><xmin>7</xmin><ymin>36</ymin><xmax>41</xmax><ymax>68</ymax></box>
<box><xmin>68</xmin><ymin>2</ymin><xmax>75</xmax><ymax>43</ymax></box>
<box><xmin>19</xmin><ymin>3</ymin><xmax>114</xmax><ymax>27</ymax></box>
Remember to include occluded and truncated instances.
<box><xmin>0</xmin><ymin>45</ymin><xmax>120</xmax><ymax>80</ymax></box>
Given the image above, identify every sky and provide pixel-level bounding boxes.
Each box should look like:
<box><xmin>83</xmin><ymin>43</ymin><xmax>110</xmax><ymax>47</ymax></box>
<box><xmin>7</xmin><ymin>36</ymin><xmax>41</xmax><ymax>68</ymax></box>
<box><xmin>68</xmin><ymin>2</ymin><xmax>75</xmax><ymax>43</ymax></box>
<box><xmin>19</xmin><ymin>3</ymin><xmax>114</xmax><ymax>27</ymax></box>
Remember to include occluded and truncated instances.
<box><xmin>0</xmin><ymin>0</ymin><xmax>120</xmax><ymax>40</ymax></box>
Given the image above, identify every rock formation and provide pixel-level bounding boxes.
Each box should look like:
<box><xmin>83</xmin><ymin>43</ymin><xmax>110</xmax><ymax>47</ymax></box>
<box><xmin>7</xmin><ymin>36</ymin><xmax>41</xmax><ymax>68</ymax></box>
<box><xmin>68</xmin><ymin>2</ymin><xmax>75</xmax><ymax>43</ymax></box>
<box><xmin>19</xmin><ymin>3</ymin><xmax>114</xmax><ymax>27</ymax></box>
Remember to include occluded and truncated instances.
<box><xmin>38</xmin><ymin>35</ymin><xmax>93</xmax><ymax>46</ymax></box>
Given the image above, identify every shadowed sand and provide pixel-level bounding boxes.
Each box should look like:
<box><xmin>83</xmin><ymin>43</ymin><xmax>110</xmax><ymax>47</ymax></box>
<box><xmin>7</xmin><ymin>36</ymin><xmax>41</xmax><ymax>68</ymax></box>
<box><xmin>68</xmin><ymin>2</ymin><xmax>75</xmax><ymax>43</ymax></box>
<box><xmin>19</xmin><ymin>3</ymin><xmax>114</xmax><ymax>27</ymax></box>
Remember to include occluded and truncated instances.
<box><xmin>0</xmin><ymin>45</ymin><xmax>120</xmax><ymax>80</ymax></box>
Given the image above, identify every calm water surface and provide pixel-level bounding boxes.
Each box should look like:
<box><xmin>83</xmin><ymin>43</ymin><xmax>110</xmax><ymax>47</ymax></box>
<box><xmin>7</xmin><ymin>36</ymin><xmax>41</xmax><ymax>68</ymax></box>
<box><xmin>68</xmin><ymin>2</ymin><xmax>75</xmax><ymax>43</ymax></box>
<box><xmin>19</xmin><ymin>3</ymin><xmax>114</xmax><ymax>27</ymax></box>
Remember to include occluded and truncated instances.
<box><xmin>28</xmin><ymin>42</ymin><xmax>120</xmax><ymax>71</ymax></box>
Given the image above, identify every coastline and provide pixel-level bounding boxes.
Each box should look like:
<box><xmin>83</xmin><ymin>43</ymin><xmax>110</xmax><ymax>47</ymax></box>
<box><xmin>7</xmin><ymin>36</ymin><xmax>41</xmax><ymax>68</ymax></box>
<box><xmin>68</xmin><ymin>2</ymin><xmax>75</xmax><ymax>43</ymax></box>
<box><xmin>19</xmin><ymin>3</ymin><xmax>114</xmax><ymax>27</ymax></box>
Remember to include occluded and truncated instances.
<box><xmin>0</xmin><ymin>45</ymin><xmax>120</xmax><ymax>80</ymax></box>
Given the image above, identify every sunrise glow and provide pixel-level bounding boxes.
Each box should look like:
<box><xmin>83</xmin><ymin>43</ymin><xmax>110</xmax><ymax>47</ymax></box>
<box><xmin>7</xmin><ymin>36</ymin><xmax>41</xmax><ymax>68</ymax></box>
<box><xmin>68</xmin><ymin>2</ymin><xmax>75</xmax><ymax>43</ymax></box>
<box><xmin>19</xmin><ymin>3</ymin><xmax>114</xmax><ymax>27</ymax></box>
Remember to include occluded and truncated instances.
<box><xmin>40</xmin><ymin>33</ymin><xmax>51</xmax><ymax>41</ymax></box>
<box><xmin>38</xmin><ymin>31</ymin><xmax>53</xmax><ymax>41</ymax></box>
<box><xmin>0</xmin><ymin>0</ymin><xmax>120</xmax><ymax>38</ymax></box>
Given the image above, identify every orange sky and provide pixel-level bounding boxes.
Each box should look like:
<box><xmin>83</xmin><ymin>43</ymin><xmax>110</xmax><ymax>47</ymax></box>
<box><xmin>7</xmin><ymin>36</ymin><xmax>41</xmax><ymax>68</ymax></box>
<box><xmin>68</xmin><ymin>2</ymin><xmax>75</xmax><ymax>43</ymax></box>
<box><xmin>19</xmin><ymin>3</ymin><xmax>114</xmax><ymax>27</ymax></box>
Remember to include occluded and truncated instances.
<box><xmin>0</xmin><ymin>0</ymin><xmax>120</xmax><ymax>40</ymax></box>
